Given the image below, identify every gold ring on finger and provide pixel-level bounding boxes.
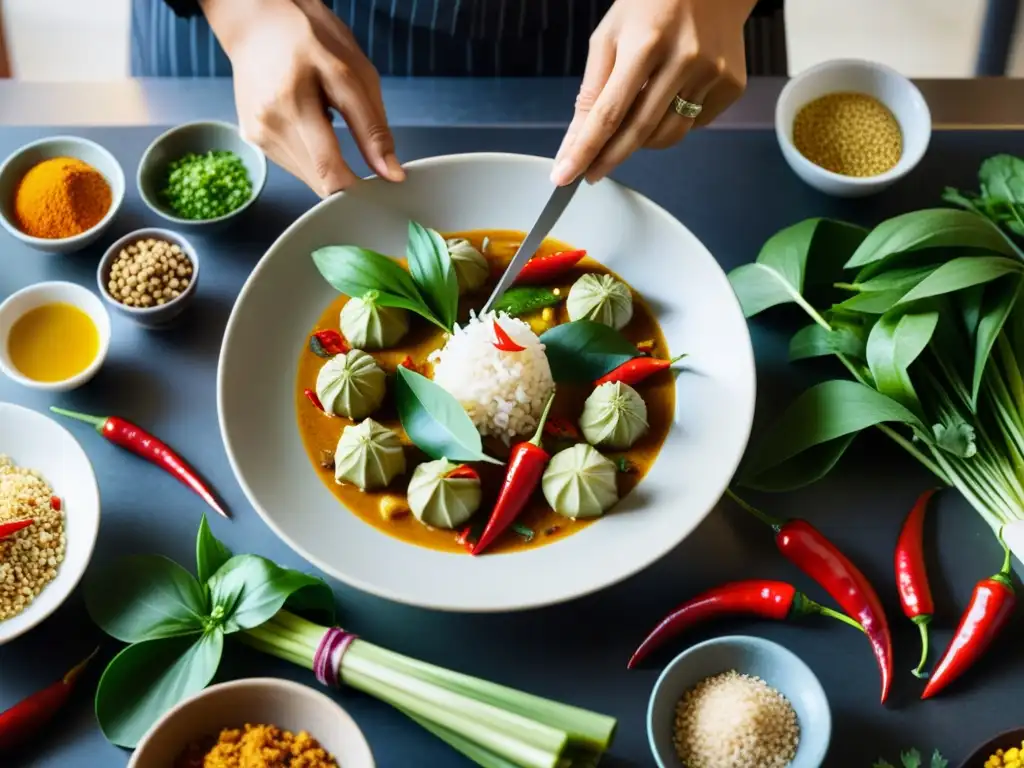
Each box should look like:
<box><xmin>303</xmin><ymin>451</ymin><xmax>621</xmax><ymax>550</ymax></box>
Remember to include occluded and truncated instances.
<box><xmin>671</xmin><ymin>95</ymin><xmax>703</xmax><ymax>119</ymax></box>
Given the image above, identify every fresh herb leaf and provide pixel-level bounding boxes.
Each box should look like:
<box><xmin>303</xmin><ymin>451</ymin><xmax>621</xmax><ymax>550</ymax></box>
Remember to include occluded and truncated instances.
<box><xmin>85</xmin><ymin>555</ymin><xmax>208</xmax><ymax>643</ymax></box>
<box><xmin>972</xmin><ymin>275</ymin><xmax>1024</xmax><ymax>405</ymax></box>
<box><xmin>493</xmin><ymin>286</ymin><xmax>563</xmax><ymax>317</ymax></box>
<box><xmin>728</xmin><ymin>218</ymin><xmax>867</xmax><ymax>317</ymax></box>
<box><xmin>95</xmin><ymin>630</ymin><xmax>223</xmax><ymax>748</ymax></box>
<box><xmin>846</xmin><ymin>263</ymin><xmax>942</xmax><ymax>294</ymax></box>
<box><xmin>929</xmin><ymin>749</ymin><xmax>948</xmax><ymax>768</ymax></box>
<box><xmin>901</xmin><ymin>748</ymin><xmax>922</xmax><ymax>768</ymax></box>
<box><xmin>196</xmin><ymin>514</ymin><xmax>233</xmax><ymax>584</ymax></box>
<box><xmin>539</xmin><ymin>320</ymin><xmax>640</xmax><ymax>382</ymax></box>
<box><xmin>407</xmin><ymin>221</ymin><xmax>459</xmax><ymax>331</ymax></box>
<box><xmin>206</xmin><ymin>554</ymin><xmax>333</xmax><ymax>633</ymax></box>
<box><xmin>897</xmin><ymin>255</ymin><xmax>1023</xmax><ymax>305</ymax></box>
<box><xmin>511</xmin><ymin>523</ymin><xmax>534</xmax><ymax>542</ymax></box>
<box><xmin>979</xmin><ymin>154</ymin><xmax>1024</xmax><ymax>206</ymax></box>
<box><xmin>834</xmin><ymin>288</ymin><xmax>908</xmax><ymax>315</ymax></box>
<box><xmin>740</xmin><ymin>380</ymin><xmax>925</xmax><ymax>491</ymax></box>
<box><xmin>845</xmin><ymin>209</ymin><xmax>1016</xmax><ymax>269</ymax></box>
<box><xmin>395</xmin><ymin>366</ymin><xmax>503</xmax><ymax>464</ymax></box>
<box><xmin>932</xmin><ymin>420</ymin><xmax>978</xmax><ymax>458</ymax></box>
<box><xmin>865</xmin><ymin>307</ymin><xmax>939</xmax><ymax>412</ymax></box>
<box><xmin>312</xmin><ymin>245</ymin><xmax>441</xmax><ymax>328</ymax></box>
<box><xmin>789</xmin><ymin>323</ymin><xmax>869</xmax><ymax>361</ymax></box>
<box><xmin>873</xmin><ymin>761</ymin><xmax>896</xmax><ymax>768</ymax></box>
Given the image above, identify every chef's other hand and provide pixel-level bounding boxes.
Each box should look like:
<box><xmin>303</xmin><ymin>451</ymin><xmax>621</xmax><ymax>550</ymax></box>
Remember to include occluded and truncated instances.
<box><xmin>202</xmin><ymin>0</ymin><xmax>404</xmax><ymax>197</ymax></box>
<box><xmin>551</xmin><ymin>0</ymin><xmax>755</xmax><ymax>186</ymax></box>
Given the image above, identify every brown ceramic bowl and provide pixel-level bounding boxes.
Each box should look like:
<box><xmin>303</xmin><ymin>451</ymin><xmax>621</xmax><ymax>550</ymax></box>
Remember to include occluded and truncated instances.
<box><xmin>127</xmin><ymin>678</ymin><xmax>374</xmax><ymax>768</ymax></box>
<box><xmin>958</xmin><ymin>728</ymin><xmax>1024</xmax><ymax>768</ymax></box>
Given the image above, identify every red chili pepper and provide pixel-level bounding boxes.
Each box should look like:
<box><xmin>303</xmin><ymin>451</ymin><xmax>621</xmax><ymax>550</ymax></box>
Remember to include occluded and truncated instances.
<box><xmin>514</xmin><ymin>249</ymin><xmax>587</xmax><ymax>284</ymax></box>
<box><xmin>445</xmin><ymin>465</ymin><xmax>480</xmax><ymax>481</ymax></box>
<box><xmin>492</xmin><ymin>321</ymin><xmax>526</xmax><ymax>352</ymax></box>
<box><xmin>310</xmin><ymin>329</ymin><xmax>348</xmax><ymax>357</ymax></box>
<box><xmin>594</xmin><ymin>353</ymin><xmax>687</xmax><ymax>388</ymax></box>
<box><xmin>543</xmin><ymin>416</ymin><xmax>579</xmax><ymax>440</ymax></box>
<box><xmin>628</xmin><ymin>580</ymin><xmax>863</xmax><ymax>669</ymax></box>
<box><xmin>50</xmin><ymin>407</ymin><xmax>229</xmax><ymax>520</ymax></box>
<box><xmin>303</xmin><ymin>388</ymin><xmax>326</xmax><ymax>413</ymax></box>
<box><xmin>399</xmin><ymin>356</ymin><xmax>415</xmax><ymax>370</ymax></box>
<box><xmin>0</xmin><ymin>648</ymin><xmax>98</xmax><ymax>751</ymax></box>
<box><xmin>0</xmin><ymin>519</ymin><xmax>33</xmax><ymax>540</ymax></box>
<box><xmin>729</xmin><ymin>492</ymin><xmax>893</xmax><ymax>703</ymax></box>
<box><xmin>922</xmin><ymin>542</ymin><xmax>1016</xmax><ymax>699</ymax></box>
<box><xmin>50</xmin><ymin>496</ymin><xmax>61</xmax><ymax>512</ymax></box>
<box><xmin>472</xmin><ymin>392</ymin><xmax>556</xmax><ymax>555</ymax></box>
<box><xmin>896</xmin><ymin>489</ymin><xmax>937</xmax><ymax>679</ymax></box>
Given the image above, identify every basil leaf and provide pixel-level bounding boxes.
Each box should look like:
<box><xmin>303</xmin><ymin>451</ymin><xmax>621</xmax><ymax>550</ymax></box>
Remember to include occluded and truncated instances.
<box><xmin>742</xmin><ymin>434</ymin><xmax>857</xmax><ymax>492</ymax></box>
<box><xmin>865</xmin><ymin>307</ymin><xmax>939</xmax><ymax>413</ymax></box>
<box><xmin>312</xmin><ymin>245</ymin><xmax>441</xmax><ymax>327</ymax></box>
<box><xmin>95</xmin><ymin>630</ymin><xmax>223</xmax><ymax>748</ymax></box>
<box><xmin>972</xmin><ymin>276</ymin><xmax>1022</xmax><ymax>406</ymax></box>
<box><xmin>395</xmin><ymin>366</ymin><xmax>503</xmax><ymax>465</ymax></box>
<box><xmin>207</xmin><ymin>554</ymin><xmax>333</xmax><ymax>633</ymax></box>
<box><xmin>493</xmin><ymin>286</ymin><xmax>562</xmax><ymax>317</ymax></box>
<box><xmin>845</xmin><ymin>209</ymin><xmax>1016</xmax><ymax>268</ymax></box>
<box><xmin>848</xmin><ymin>264</ymin><xmax>941</xmax><ymax>294</ymax></box>
<box><xmin>539</xmin><ymin>320</ymin><xmax>639</xmax><ymax>382</ymax></box>
<box><xmin>834</xmin><ymin>289</ymin><xmax>906</xmax><ymax>315</ymax></box>
<box><xmin>740</xmin><ymin>380</ymin><xmax>925</xmax><ymax>489</ymax></box>
<box><xmin>788</xmin><ymin>323</ymin><xmax>868</xmax><ymax>362</ymax></box>
<box><xmin>85</xmin><ymin>555</ymin><xmax>208</xmax><ymax>643</ymax></box>
<box><xmin>979</xmin><ymin>154</ymin><xmax>1024</xmax><ymax>205</ymax></box>
<box><xmin>407</xmin><ymin>222</ymin><xmax>459</xmax><ymax>331</ymax></box>
<box><xmin>728</xmin><ymin>218</ymin><xmax>867</xmax><ymax>318</ymax></box>
<box><xmin>196</xmin><ymin>514</ymin><xmax>233</xmax><ymax>584</ymax></box>
<box><xmin>898</xmin><ymin>255</ymin><xmax>1023</xmax><ymax>305</ymax></box>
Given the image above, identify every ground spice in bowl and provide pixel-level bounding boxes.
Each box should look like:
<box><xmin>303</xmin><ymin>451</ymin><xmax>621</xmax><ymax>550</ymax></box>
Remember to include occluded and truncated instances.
<box><xmin>175</xmin><ymin>723</ymin><xmax>338</xmax><ymax>768</ymax></box>
<box><xmin>13</xmin><ymin>156</ymin><xmax>112</xmax><ymax>239</ymax></box>
<box><xmin>672</xmin><ymin>669</ymin><xmax>798</xmax><ymax>768</ymax></box>
<box><xmin>792</xmin><ymin>92</ymin><xmax>903</xmax><ymax>177</ymax></box>
<box><xmin>0</xmin><ymin>455</ymin><xmax>65</xmax><ymax>621</ymax></box>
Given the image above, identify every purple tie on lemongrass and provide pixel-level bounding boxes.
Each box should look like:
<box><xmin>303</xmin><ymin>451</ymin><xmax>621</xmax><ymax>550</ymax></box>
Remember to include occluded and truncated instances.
<box><xmin>313</xmin><ymin>627</ymin><xmax>358</xmax><ymax>687</ymax></box>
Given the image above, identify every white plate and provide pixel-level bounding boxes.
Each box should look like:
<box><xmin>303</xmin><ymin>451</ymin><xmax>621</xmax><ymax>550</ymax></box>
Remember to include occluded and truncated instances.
<box><xmin>218</xmin><ymin>153</ymin><xmax>756</xmax><ymax>612</ymax></box>
<box><xmin>0</xmin><ymin>402</ymin><xmax>101</xmax><ymax>643</ymax></box>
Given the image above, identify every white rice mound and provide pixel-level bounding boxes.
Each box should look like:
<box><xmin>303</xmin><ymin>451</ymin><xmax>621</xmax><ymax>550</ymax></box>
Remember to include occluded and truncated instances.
<box><xmin>430</xmin><ymin>311</ymin><xmax>555</xmax><ymax>440</ymax></box>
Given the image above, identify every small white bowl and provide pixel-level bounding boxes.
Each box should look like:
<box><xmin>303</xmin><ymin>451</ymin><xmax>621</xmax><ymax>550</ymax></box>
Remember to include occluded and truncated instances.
<box><xmin>128</xmin><ymin>678</ymin><xmax>375</xmax><ymax>768</ymax></box>
<box><xmin>776</xmin><ymin>58</ymin><xmax>932</xmax><ymax>198</ymax></box>
<box><xmin>0</xmin><ymin>281</ymin><xmax>111</xmax><ymax>392</ymax></box>
<box><xmin>97</xmin><ymin>228</ymin><xmax>200</xmax><ymax>329</ymax></box>
<box><xmin>0</xmin><ymin>402</ymin><xmax>101</xmax><ymax>645</ymax></box>
<box><xmin>0</xmin><ymin>136</ymin><xmax>126</xmax><ymax>253</ymax></box>
<box><xmin>137</xmin><ymin>120</ymin><xmax>267</xmax><ymax>229</ymax></box>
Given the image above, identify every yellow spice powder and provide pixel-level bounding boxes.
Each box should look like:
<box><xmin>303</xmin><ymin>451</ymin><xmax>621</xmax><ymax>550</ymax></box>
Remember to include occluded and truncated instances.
<box><xmin>191</xmin><ymin>723</ymin><xmax>338</xmax><ymax>768</ymax></box>
<box><xmin>792</xmin><ymin>92</ymin><xmax>903</xmax><ymax>178</ymax></box>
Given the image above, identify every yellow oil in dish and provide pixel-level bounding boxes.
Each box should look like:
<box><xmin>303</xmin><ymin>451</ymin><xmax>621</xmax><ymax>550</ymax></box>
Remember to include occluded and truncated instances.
<box><xmin>7</xmin><ymin>302</ymin><xmax>100</xmax><ymax>382</ymax></box>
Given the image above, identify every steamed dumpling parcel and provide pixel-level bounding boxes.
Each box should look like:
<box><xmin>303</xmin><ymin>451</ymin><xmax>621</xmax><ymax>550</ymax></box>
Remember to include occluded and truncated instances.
<box><xmin>316</xmin><ymin>349</ymin><xmax>386</xmax><ymax>419</ymax></box>
<box><xmin>340</xmin><ymin>289</ymin><xmax>409</xmax><ymax>350</ymax></box>
<box><xmin>542</xmin><ymin>444</ymin><xmax>619</xmax><ymax>519</ymax></box>
<box><xmin>580</xmin><ymin>381</ymin><xmax>649</xmax><ymax>450</ymax></box>
<box><xmin>446</xmin><ymin>237</ymin><xmax>489</xmax><ymax>294</ymax></box>
<box><xmin>407</xmin><ymin>459</ymin><xmax>482</xmax><ymax>529</ymax></box>
<box><xmin>334</xmin><ymin>418</ymin><xmax>407</xmax><ymax>491</ymax></box>
<box><xmin>566</xmin><ymin>273</ymin><xmax>633</xmax><ymax>330</ymax></box>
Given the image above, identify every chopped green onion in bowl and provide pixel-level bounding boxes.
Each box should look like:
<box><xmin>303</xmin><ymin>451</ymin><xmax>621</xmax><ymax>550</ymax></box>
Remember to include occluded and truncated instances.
<box><xmin>161</xmin><ymin>150</ymin><xmax>253</xmax><ymax>221</ymax></box>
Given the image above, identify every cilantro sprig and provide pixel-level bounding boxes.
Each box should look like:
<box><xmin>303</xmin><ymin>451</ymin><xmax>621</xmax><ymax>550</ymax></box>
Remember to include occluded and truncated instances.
<box><xmin>874</xmin><ymin>748</ymin><xmax>947</xmax><ymax>768</ymax></box>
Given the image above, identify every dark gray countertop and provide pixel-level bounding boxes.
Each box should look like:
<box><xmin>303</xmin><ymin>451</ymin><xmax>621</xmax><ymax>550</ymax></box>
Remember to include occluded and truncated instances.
<box><xmin>1</xmin><ymin>79</ymin><xmax>1024</xmax><ymax>768</ymax></box>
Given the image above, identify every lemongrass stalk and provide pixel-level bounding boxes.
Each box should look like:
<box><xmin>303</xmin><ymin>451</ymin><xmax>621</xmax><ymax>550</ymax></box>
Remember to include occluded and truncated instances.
<box><xmin>243</xmin><ymin>623</ymin><xmax>319</xmax><ymax>664</ymax></box>
<box><xmin>343</xmin><ymin>668</ymin><xmax>562</xmax><ymax>768</ymax></box>
<box><xmin>930</xmin><ymin>449</ymin><xmax>1007</xmax><ymax>532</ymax></box>
<box><xmin>997</xmin><ymin>334</ymin><xmax>1024</xmax><ymax>408</ymax></box>
<box><xmin>235</xmin><ymin>629</ymin><xmax>312</xmax><ymax>669</ymax></box>
<box><xmin>352</xmin><ymin>642</ymin><xmax>617</xmax><ymax>751</ymax></box>
<box><xmin>400</xmin><ymin>707</ymin><xmax>525</xmax><ymax>768</ymax></box>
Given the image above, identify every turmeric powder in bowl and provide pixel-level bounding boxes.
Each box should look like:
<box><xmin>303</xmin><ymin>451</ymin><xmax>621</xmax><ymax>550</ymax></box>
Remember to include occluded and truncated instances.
<box><xmin>13</xmin><ymin>156</ymin><xmax>112</xmax><ymax>239</ymax></box>
<box><xmin>176</xmin><ymin>723</ymin><xmax>339</xmax><ymax>768</ymax></box>
<box><xmin>792</xmin><ymin>92</ymin><xmax>903</xmax><ymax>178</ymax></box>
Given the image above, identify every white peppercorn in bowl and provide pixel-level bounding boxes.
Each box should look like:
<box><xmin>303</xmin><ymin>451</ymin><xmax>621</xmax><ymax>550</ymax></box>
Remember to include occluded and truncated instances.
<box><xmin>97</xmin><ymin>228</ymin><xmax>199</xmax><ymax>329</ymax></box>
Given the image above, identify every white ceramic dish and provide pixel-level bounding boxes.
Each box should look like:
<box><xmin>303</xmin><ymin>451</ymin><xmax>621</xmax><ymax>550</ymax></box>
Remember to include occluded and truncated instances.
<box><xmin>128</xmin><ymin>678</ymin><xmax>374</xmax><ymax>768</ymax></box>
<box><xmin>0</xmin><ymin>402</ymin><xmax>101</xmax><ymax>645</ymax></box>
<box><xmin>218</xmin><ymin>152</ymin><xmax>756</xmax><ymax>612</ymax></box>
<box><xmin>0</xmin><ymin>135</ymin><xmax>125</xmax><ymax>253</ymax></box>
<box><xmin>0</xmin><ymin>281</ymin><xmax>112</xmax><ymax>392</ymax></box>
<box><xmin>776</xmin><ymin>58</ymin><xmax>932</xmax><ymax>198</ymax></box>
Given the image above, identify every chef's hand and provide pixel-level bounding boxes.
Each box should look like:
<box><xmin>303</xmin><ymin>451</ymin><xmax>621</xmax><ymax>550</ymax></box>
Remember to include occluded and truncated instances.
<box><xmin>201</xmin><ymin>0</ymin><xmax>404</xmax><ymax>197</ymax></box>
<box><xmin>551</xmin><ymin>0</ymin><xmax>755</xmax><ymax>186</ymax></box>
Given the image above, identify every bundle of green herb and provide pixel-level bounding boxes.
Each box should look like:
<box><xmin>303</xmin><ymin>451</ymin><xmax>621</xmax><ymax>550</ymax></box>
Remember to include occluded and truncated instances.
<box><xmin>728</xmin><ymin>154</ymin><xmax>1024</xmax><ymax>564</ymax></box>
<box><xmin>874</xmin><ymin>748</ymin><xmax>947</xmax><ymax>768</ymax></box>
<box><xmin>86</xmin><ymin>517</ymin><xmax>616</xmax><ymax>767</ymax></box>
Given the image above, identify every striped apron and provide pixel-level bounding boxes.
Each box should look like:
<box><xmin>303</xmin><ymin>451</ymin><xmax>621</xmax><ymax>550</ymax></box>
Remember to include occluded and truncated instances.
<box><xmin>131</xmin><ymin>0</ymin><xmax>787</xmax><ymax>78</ymax></box>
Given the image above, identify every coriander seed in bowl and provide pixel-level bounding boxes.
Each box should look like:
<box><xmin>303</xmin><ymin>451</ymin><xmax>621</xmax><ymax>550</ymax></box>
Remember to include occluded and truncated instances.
<box><xmin>97</xmin><ymin>228</ymin><xmax>199</xmax><ymax>329</ymax></box>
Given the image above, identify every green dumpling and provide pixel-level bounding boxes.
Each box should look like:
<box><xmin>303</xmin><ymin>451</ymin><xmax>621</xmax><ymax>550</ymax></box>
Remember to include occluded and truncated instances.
<box><xmin>446</xmin><ymin>237</ymin><xmax>489</xmax><ymax>294</ymax></box>
<box><xmin>407</xmin><ymin>459</ymin><xmax>481</xmax><ymax>529</ymax></box>
<box><xmin>315</xmin><ymin>349</ymin><xmax>386</xmax><ymax>419</ymax></box>
<box><xmin>579</xmin><ymin>381</ymin><xmax>648</xmax><ymax>450</ymax></box>
<box><xmin>340</xmin><ymin>289</ymin><xmax>409</xmax><ymax>350</ymax></box>
<box><xmin>334</xmin><ymin>418</ymin><xmax>406</xmax><ymax>491</ymax></box>
<box><xmin>566</xmin><ymin>273</ymin><xmax>633</xmax><ymax>330</ymax></box>
<box><xmin>542</xmin><ymin>444</ymin><xmax>619</xmax><ymax>519</ymax></box>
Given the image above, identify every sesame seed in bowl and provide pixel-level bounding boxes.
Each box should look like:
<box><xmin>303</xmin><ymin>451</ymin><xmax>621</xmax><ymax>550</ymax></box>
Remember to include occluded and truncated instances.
<box><xmin>97</xmin><ymin>228</ymin><xmax>199</xmax><ymax>329</ymax></box>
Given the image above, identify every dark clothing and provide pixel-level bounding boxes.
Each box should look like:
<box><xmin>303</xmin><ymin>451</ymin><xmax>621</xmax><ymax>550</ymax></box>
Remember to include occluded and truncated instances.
<box><xmin>133</xmin><ymin>0</ymin><xmax>785</xmax><ymax>78</ymax></box>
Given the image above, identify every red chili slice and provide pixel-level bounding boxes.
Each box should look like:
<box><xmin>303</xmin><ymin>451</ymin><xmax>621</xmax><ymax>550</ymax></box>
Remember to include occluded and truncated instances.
<box><xmin>492</xmin><ymin>321</ymin><xmax>526</xmax><ymax>352</ymax></box>
<box><xmin>312</xmin><ymin>329</ymin><xmax>348</xmax><ymax>356</ymax></box>
<box><xmin>304</xmin><ymin>389</ymin><xmax>326</xmax><ymax>413</ymax></box>
<box><xmin>446</xmin><ymin>465</ymin><xmax>480</xmax><ymax>481</ymax></box>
